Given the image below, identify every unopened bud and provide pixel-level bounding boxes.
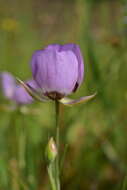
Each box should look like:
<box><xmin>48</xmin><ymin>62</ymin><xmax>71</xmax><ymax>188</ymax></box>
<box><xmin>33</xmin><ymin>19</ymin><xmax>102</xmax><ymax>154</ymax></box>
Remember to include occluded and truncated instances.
<box><xmin>45</xmin><ymin>137</ymin><xmax>57</xmax><ymax>163</ymax></box>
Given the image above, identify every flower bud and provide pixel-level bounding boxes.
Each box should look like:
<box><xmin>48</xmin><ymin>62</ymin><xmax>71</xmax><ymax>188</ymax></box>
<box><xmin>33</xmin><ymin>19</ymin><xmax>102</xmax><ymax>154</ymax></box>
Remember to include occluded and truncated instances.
<box><xmin>45</xmin><ymin>137</ymin><xmax>57</xmax><ymax>163</ymax></box>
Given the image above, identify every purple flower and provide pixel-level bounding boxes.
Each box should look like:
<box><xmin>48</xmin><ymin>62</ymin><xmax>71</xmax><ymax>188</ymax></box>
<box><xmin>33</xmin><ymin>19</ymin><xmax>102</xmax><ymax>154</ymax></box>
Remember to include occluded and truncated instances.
<box><xmin>30</xmin><ymin>44</ymin><xmax>84</xmax><ymax>100</ymax></box>
<box><xmin>0</xmin><ymin>72</ymin><xmax>15</xmax><ymax>99</ymax></box>
<box><xmin>0</xmin><ymin>72</ymin><xmax>37</xmax><ymax>104</ymax></box>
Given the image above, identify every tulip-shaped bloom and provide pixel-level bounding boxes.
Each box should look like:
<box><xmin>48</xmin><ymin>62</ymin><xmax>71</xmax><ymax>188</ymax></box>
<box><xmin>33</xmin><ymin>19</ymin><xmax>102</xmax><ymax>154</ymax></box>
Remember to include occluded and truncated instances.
<box><xmin>18</xmin><ymin>44</ymin><xmax>96</xmax><ymax>106</ymax></box>
<box><xmin>30</xmin><ymin>44</ymin><xmax>84</xmax><ymax>100</ymax></box>
<box><xmin>0</xmin><ymin>72</ymin><xmax>37</xmax><ymax>104</ymax></box>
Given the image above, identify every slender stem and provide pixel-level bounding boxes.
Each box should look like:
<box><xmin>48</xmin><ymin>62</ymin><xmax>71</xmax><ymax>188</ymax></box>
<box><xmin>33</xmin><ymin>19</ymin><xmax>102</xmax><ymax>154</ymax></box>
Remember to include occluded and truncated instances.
<box><xmin>55</xmin><ymin>101</ymin><xmax>60</xmax><ymax>190</ymax></box>
<box><xmin>19</xmin><ymin>112</ymin><xmax>25</xmax><ymax>168</ymax></box>
<box><xmin>55</xmin><ymin>101</ymin><xmax>60</xmax><ymax>151</ymax></box>
<box><xmin>47</xmin><ymin>101</ymin><xmax>61</xmax><ymax>190</ymax></box>
<box><xmin>122</xmin><ymin>175</ymin><xmax>127</xmax><ymax>190</ymax></box>
<box><xmin>47</xmin><ymin>164</ymin><xmax>57</xmax><ymax>190</ymax></box>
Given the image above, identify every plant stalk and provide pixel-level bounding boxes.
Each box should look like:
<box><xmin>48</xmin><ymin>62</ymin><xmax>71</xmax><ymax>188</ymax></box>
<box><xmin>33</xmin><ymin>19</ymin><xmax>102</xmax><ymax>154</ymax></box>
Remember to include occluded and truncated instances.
<box><xmin>47</xmin><ymin>101</ymin><xmax>61</xmax><ymax>190</ymax></box>
<box><xmin>55</xmin><ymin>100</ymin><xmax>60</xmax><ymax>190</ymax></box>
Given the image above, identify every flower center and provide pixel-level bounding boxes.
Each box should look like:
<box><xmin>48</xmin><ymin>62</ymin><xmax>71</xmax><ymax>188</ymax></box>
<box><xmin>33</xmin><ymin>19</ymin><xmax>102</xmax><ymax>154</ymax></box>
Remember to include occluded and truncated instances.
<box><xmin>45</xmin><ymin>91</ymin><xmax>65</xmax><ymax>100</ymax></box>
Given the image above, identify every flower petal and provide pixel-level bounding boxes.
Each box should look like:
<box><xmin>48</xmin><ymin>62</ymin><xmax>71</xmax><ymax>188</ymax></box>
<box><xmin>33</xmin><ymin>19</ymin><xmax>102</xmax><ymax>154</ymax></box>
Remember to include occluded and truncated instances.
<box><xmin>45</xmin><ymin>44</ymin><xmax>61</xmax><ymax>51</ymax></box>
<box><xmin>59</xmin><ymin>44</ymin><xmax>84</xmax><ymax>86</ymax></box>
<box><xmin>30</xmin><ymin>50</ymin><xmax>44</xmax><ymax>81</ymax></box>
<box><xmin>16</xmin><ymin>78</ymin><xmax>49</xmax><ymax>102</ymax></box>
<box><xmin>44</xmin><ymin>44</ymin><xmax>84</xmax><ymax>86</ymax></box>
<box><xmin>59</xmin><ymin>92</ymin><xmax>97</xmax><ymax>106</ymax></box>
<box><xmin>30</xmin><ymin>49</ymin><xmax>79</xmax><ymax>95</ymax></box>
<box><xmin>0</xmin><ymin>72</ymin><xmax>15</xmax><ymax>99</ymax></box>
<box><xmin>13</xmin><ymin>86</ymin><xmax>33</xmax><ymax>104</ymax></box>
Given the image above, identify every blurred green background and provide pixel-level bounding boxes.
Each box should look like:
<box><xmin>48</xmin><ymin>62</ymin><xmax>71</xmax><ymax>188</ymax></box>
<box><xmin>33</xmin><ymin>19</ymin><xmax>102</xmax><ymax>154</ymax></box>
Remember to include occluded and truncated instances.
<box><xmin>0</xmin><ymin>0</ymin><xmax>127</xmax><ymax>189</ymax></box>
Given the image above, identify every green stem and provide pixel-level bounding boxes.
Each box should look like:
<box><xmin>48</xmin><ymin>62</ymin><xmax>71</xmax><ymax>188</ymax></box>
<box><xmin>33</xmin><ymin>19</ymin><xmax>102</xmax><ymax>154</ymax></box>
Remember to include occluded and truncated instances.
<box><xmin>55</xmin><ymin>101</ymin><xmax>60</xmax><ymax>150</ymax></box>
<box><xmin>47</xmin><ymin>101</ymin><xmax>61</xmax><ymax>190</ymax></box>
<box><xmin>55</xmin><ymin>101</ymin><xmax>60</xmax><ymax>190</ymax></box>
<box><xmin>47</xmin><ymin>164</ymin><xmax>57</xmax><ymax>190</ymax></box>
<box><xmin>122</xmin><ymin>175</ymin><xmax>127</xmax><ymax>190</ymax></box>
<box><xmin>18</xmin><ymin>110</ymin><xmax>26</xmax><ymax>174</ymax></box>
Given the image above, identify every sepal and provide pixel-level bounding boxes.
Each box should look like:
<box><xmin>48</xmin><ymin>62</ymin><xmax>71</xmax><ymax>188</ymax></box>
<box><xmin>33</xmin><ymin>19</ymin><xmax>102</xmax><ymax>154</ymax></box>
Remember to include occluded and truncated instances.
<box><xmin>16</xmin><ymin>78</ymin><xmax>49</xmax><ymax>102</ymax></box>
<box><xmin>59</xmin><ymin>92</ymin><xmax>97</xmax><ymax>106</ymax></box>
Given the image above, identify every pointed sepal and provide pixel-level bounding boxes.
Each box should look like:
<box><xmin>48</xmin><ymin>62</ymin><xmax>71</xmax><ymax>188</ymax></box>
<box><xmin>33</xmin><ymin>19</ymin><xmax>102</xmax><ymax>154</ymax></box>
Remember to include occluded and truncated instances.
<box><xmin>59</xmin><ymin>92</ymin><xmax>97</xmax><ymax>106</ymax></box>
<box><xmin>16</xmin><ymin>78</ymin><xmax>49</xmax><ymax>102</ymax></box>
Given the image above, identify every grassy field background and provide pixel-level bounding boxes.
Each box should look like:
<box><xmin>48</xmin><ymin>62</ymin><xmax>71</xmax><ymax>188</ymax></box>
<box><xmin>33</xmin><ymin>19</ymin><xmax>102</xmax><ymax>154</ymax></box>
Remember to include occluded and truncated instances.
<box><xmin>0</xmin><ymin>0</ymin><xmax>127</xmax><ymax>189</ymax></box>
